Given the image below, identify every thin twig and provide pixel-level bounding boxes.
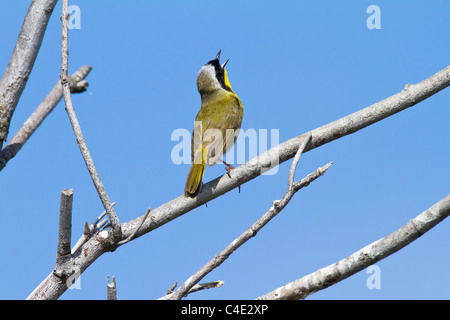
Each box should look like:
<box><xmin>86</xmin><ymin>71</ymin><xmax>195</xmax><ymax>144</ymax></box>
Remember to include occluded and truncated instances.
<box><xmin>93</xmin><ymin>201</ymin><xmax>116</xmax><ymax>228</ymax></box>
<box><xmin>256</xmin><ymin>194</ymin><xmax>450</xmax><ymax>300</ymax></box>
<box><xmin>116</xmin><ymin>209</ymin><xmax>151</xmax><ymax>246</ymax></box>
<box><xmin>288</xmin><ymin>133</ymin><xmax>312</xmax><ymax>187</ymax></box>
<box><xmin>60</xmin><ymin>0</ymin><xmax>121</xmax><ymax>243</ymax></box>
<box><xmin>293</xmin><ymin>162</ymin><xmax>332</xmax><ymax>191</ymax></box>
<box><xmin>161</xmin><ymin>281</ymin><xmax>224</xmax><ymax>300</ymax></box>
<box><xmin>164</xmin><ymin>134</ymin><xmax>330</xmax><ymax>300</ymax></box>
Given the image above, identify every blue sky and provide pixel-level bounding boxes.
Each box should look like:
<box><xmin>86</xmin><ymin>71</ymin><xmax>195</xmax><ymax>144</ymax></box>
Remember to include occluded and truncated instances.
<box><xmin>0</xmin><ymin>1</ymin><xmax>449</xmax><ymax>300</ymax></box>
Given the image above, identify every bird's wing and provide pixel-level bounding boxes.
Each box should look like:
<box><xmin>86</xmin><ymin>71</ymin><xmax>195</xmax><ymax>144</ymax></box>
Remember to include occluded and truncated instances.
<box><xmin>204</xmin><ymin>96</ymin><xmax>243</xmax><ymax>166</ymax></box>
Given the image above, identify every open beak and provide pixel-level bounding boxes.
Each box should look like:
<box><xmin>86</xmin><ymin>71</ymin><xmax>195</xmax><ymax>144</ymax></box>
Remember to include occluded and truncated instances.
<box><xmin>215</xmin><ymin>50</ymin><xmax>229</xmax><ymax>69</ymax></box>
<box><xmin>221</xmin><ymin>59</ymin><xmax>229</xmax><ymax>69</ymax></box>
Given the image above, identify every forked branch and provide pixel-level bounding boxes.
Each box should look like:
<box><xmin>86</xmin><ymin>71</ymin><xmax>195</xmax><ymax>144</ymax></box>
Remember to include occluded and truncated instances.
<box><xmin>163</xmin><ymin>133</ymin><xmax>332</xmax><ymax>300</ymax></box>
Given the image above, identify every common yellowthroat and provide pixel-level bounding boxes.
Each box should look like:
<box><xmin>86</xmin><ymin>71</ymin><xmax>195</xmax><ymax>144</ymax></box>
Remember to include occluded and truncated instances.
<box><xmin>184</xmin><ymin>50</ymin><xmax>244</xmax><ymax>198</ymax></box>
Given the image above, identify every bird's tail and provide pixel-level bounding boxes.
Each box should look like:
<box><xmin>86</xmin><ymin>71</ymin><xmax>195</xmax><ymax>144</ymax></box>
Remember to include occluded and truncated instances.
<box><xmin>184</xmin><ymin>148</ymin><xmax>207</xmax><ymax>198</ymax></box>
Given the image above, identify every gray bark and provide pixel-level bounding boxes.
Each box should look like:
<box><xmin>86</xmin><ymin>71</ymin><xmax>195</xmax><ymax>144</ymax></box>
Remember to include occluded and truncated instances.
<box><xmin>0</xmin><ymin>0</ymin><xmax>58</xmax><ymax>148</ymax></box>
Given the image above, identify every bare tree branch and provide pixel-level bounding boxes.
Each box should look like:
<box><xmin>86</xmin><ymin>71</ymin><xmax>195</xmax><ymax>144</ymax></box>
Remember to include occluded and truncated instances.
<box><xmin>0</xmin><ymin>0</ymin><xmax>58</xmax><ymax>149</ymax></box>
<box><xmin>163</xmin><ymin>134</ymin><xmax>332</xmax><ymax>300</ymax></box>
<box><xmin>56</xmin><ymin>189</ymin><xmax>73</xmax><ymax>258</ymax></box>
<box><xmin>165</xmin><ymin>281</ymin><xmax>178</xmax><ymax>295</ymax></box>
<box><xmin>107</xmin><ymin>276</ymin><xmax>117</xmax><ymax>300</ymax></box>
<box><xmin>256</xmin><ymin>194</ymin><xmax>450</xmax><ymax>300</ymax></box>
<box><xmin>53</xmin><ymin>189</ymin><xmax>74</xmax><ymax>280</ymax></box>
<box><xmin>60</xmin><ymin>0</ymin><xmax>121</xmax><ymax>243</ymax></box>
<box><xmin>0</xmin><ymin>65</ymin><xmax>91</xmax><ymax>172</ymax></box>
<box><xmin>27</xmin><ymin>66</ymin><xmax>450</xmax><ymax>300</ymax></box>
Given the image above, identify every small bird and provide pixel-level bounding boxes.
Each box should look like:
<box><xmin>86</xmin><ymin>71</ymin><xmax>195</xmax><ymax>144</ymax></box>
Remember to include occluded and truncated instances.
<box><xmin>184</xmin><ymin>50</ymin><xmax>244</xmax><ymax>198</ymax></box>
